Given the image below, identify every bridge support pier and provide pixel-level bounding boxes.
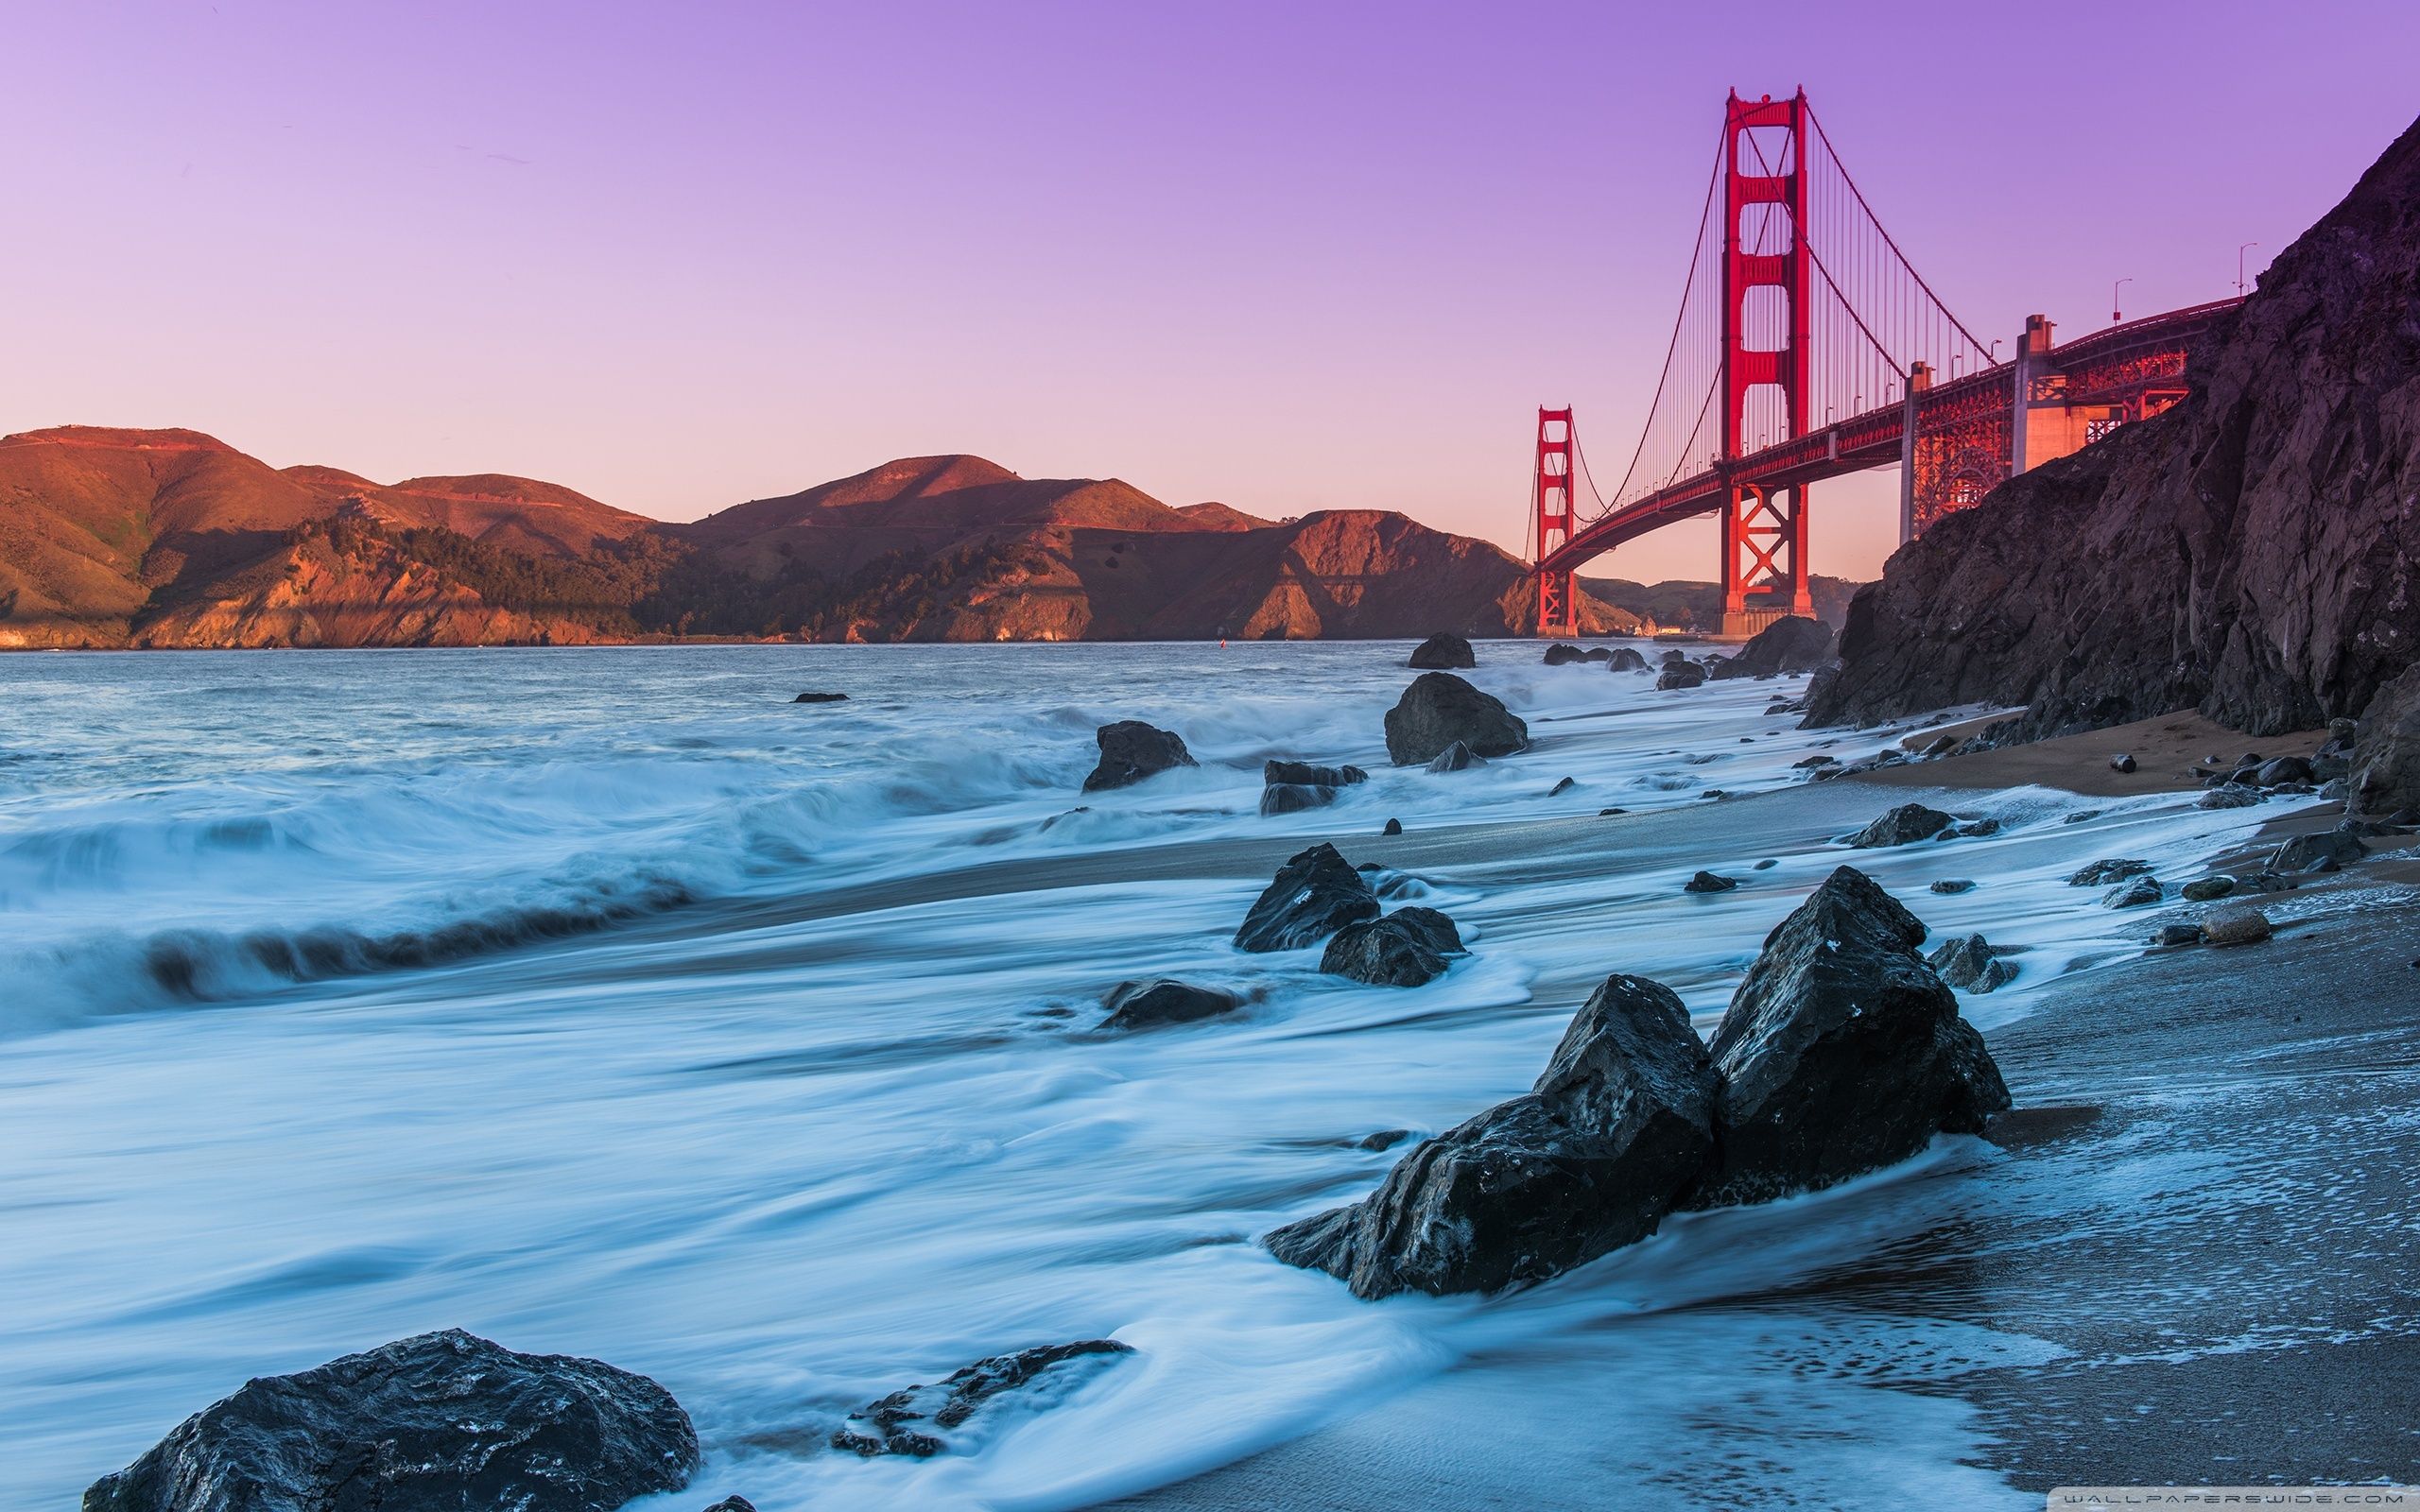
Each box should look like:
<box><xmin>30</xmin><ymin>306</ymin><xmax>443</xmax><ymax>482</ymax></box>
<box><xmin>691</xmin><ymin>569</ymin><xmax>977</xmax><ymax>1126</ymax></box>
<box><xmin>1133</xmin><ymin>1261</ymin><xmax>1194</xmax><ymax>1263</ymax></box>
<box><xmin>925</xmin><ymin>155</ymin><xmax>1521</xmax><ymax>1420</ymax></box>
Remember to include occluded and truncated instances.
<box><xmin>1532</xmin><ymin>407</ymin><xmax>1579</xmax><ymax>638</ymax></box>
<box><xmin>1718</xmin><ymin>478</ymin><xmax>1812</xmax><ymax>640</ymax></box>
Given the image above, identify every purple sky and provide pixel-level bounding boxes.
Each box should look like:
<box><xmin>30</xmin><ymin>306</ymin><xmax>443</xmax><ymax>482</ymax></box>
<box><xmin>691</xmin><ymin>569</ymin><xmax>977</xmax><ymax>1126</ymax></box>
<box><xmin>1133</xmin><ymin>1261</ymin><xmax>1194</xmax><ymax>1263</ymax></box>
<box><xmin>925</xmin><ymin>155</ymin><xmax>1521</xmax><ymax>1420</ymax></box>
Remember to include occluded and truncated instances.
<box><xmin>7</xmin><ymin>2</ymin><xmax>2414</xmax><ymax>580</ymax></box>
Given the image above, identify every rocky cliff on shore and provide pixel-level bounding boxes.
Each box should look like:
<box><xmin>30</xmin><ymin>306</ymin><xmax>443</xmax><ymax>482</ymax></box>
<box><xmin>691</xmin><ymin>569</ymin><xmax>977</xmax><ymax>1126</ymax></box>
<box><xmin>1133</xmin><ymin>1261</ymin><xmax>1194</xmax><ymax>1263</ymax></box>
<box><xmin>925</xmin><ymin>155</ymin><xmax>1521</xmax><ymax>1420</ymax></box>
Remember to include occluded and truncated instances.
<box><xmin>1806</xmin><ymin>113</ymin><xmax>2420</xmax><ymax>739</ymax></box>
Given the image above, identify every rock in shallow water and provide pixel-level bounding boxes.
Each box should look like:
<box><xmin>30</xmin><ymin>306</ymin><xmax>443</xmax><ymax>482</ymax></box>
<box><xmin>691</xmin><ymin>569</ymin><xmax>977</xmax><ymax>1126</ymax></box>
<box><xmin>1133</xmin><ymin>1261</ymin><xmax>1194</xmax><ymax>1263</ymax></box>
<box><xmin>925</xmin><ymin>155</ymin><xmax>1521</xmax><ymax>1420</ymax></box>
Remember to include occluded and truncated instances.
<box><xmin>2068</xmin><ymin>858</ymin><xmax>2152</xmax><ymax>885</ymax></box>
<box><xmin>1425</xmin><ymin>739</ymin><xmax>1485</xmax><ymax>773</ymax></box>
<box><xmin>1926</xmin><ymin>933</ymin><xmax>2017</xmax><ymax>993</ymax></box>
<box><xmin>1407</xmin><ymin>631</ymin><xmax>1476</xmax><ymax>669</ymax></box>
<box><xmin>2102</xmin><ymin>875</ymin><xmax>2165</xmax><ymax>908</ymax></box>
<box><xmin>1319</xmin><ymin>906</ymin><xmax>1465</xmax><ymax>987</ymax></box>
<box><xmin>1701</xmin><ymin>868</ymin><xmax>2010</xmax><ymax>1207</ymax></box>
<box><xmin>1847</xmin><ymin>802</ymin><xmax>1955</xmax><ymax>848</ymax></box>
<box><xmin>1683</xmin><ymin>870</ymin><xmax>1738</xmax><ymax>893</ymax></box>
<box><xmin>1265</xmin><ymin>759</ymin><xmax>1368</xmax><ymax>788</ymax></box>
<box><xmin>1655</xmin><ymin>662</ymin><xmax>1707</xmax><ymax>691</ymax></box>
<box><xmin>2182</xmin><ymin>876</ymin><xmax>2238</xmax><ymax>902</ymax></box>
<box><xmin>831</xmin><ymin>1341</ymin><xmax>1133</xmax><ymax>1458</ymax></box>
<box><xmin>1098</xmin><ymin>978</ymin><xmax>1243</xmax><ymax>1031</ymax></box>
<box><xmin>1258</xmin><ymin>782</ymin><xmax>1336</xmax><ymax>816</ymax></box>
<box><xmin>1384</xmin><ymin>673</ymin><xmax>1528</xmax><ymax>765</ymax></box>
<box><xmin>1081</xmin><ymin>721</ymin><xmax>1196</xmax><ymax>792</ymax></box>
<box><xmin>82</xmin><ymin>1329</ymin><xmax>698</xmax><ymax>1512</ymax></box>
<box><xmin>1265</xmin><ymin>974</ymin><xmax>1719</xmax><ymax>1298</ymax></box>
<box><xmin>1233</xmin><ymin>843</ymin><xmax>1380</xmax><ymax>953</ymax></box>
<box><xmin>791</xmin><ymin>691</ymin><xmax>849</xmax><ymax>704</ymax></box>
<box><xmin>2202</xmin><ymin>908</ymin><xmax>2274</xmax><ymax>947</ymax></box>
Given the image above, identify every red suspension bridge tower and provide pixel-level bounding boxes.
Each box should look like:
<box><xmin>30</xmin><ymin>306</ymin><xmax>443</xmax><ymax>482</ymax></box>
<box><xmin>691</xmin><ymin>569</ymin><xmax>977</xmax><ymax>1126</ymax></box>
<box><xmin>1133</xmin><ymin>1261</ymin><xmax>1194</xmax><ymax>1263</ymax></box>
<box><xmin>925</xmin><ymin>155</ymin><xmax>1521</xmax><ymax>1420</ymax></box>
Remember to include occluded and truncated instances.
<box><xmin>1717</xmin><ymin>90</ymin><xmax>1816</xmax><ymax>635</ymax></box>
<box><xmin>1532</xmin><ymin>407</ymin><xmax>1578</xmax><ymax>639</ymax></box>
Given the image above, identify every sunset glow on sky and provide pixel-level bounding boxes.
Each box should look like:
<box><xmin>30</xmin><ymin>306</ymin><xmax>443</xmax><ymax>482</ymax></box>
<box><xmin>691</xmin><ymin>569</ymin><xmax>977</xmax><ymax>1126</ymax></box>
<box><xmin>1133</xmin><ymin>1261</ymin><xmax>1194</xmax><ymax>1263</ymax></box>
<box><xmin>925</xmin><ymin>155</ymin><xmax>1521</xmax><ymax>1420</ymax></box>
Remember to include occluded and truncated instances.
<box><xmin>7</xmin><ymin>0</ymin><xmax>2415</xmax><ymax>580</ymax></box>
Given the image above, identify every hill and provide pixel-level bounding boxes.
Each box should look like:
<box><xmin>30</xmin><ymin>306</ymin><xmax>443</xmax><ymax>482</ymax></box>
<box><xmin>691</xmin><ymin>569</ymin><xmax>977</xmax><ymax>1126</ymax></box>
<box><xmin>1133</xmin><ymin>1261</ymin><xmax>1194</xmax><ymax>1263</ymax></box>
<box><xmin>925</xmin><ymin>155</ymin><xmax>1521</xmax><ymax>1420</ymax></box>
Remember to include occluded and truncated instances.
<box><xmin>0</xmin><ymin>434</ymin><xmax>1633</xmax><ymax>647</ymax></box>
<box><xmin>1579</xmin><ymin>575</ymin><xmax>1863</xmax><ymax>634</ymax></box>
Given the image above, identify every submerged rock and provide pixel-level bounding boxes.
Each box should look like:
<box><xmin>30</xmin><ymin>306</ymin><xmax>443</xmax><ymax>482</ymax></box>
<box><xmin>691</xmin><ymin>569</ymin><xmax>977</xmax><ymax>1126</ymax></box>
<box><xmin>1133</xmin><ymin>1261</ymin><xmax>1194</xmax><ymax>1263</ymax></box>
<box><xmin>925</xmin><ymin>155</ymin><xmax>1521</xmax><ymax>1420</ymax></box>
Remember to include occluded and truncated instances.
<box><xmin>2103</xmin><ymin>875</ymin><xmax>2165</xmax><ymax>908</ymax></box>
<box><xmin>1384</xmin><ymin>674</ymin><xmax>1528</xmax><ymax>765</ymax></box>
<box><xmin>1099</xmin><ymin>978</ymin><xmax>1243</xmax><ymax>1031</ymax></box>
<box><xmin>1081</xmin><ymin>721</ymin><xmax>1197</xmax><ymax>792</ymax></box>
<box><xmin>82</xmin><ymin>1329</ymin><xmax>698</xmax><ymax>1512</ymax></box>
<box><xmin>1847</xmin><ymin>802</ymin><xmax>1955</xmax><ymax>848</ymax></box>
<box><xmin>1929</xmin><ymin>879</ymin><xmax>1977</xmax><ymax>894</ymax></box>
<box><xmin>1955</xmin><ymin>817</ymin><xmax>2001</xmax><ymax>837</ymax></box>
<box><xmin>831</xmin><ymin>1341</ymin><xmax>1133</xmax><ymax>1458</ymax></box>
<box><xmin>1265</xmin><ymin>974</ymin><xmax>1718</xmax><ymax>1298</ymax></box>
<box><xmin>1234</xmin><ymin>843</ymin><xmax>1380</xmax><ymax>953</ymax></box>
<box><xmin>791</xmin><ymin>691</ymin><xmax>849</xmax><ymax>704</ymax></box>
<box><xmin>1265</xmin><ymin>760</ymin><xmax>1369</xmax><ymax>788</ymax></box>
<box><xmin>1319</xmin><ymin>907</ymin><xmax>1465</xmax><ymax>987</ymax></box>
<box><xmin>1408</xmin><ymin>632</ymin><xmax>1477</xmax><ymax>670</ymax></box>
<box><xmin>1683</xmin><ymin>870</ymin><xmax>1739</xmax><ymax>893</ymax></box>
<box><xmin>1701</xmin><ymin>868</ymin><xmax>2010</xmax><ymax>1206</ymax></box>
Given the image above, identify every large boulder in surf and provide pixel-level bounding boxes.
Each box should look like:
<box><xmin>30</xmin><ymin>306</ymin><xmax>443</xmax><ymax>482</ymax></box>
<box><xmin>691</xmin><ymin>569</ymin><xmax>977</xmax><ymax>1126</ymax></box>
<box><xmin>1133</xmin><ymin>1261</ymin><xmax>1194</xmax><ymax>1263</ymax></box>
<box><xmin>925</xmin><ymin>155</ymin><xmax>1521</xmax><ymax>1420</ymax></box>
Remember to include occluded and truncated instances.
<box><xmin>1259</xmin><ymin>783</ymin><xmax>1336</xmax><ymax>816</ymax></box>
<box><xmin>1606</xmin><ymin>646</ymin><xmax>1651</xmax><ymax>672</ymax></box>
<box><xmin>1700</xmin><ymin>867</ymin><xmax>2009</xmax><ymax>1206</ymax></box>
<box><xmin>1319</xmin><ymin>906</ymin><xmax>1464</xmax><ymax>987</ymax></box>
<box><xmin>830</xmin><ymin>1340</ymin><xmax>1133</xmax><ymax>1458</ymax></box>
<box><xmin>1265</xmin><ymin>973</ymin><xmax>1719</xmax><ymax>1298</ymax></box>
<box><xmin>2352</xmin><ymin>665</ymin><xmax>2420</xmax><ymax>816</ymax></box>
<box><xmin>1384</xmin><ymin>673</ymin><xmax>1529</xmax><ymax>765</ymax></box>
<box><xmin>1234</xmin><ymin>843</ymin><xmax>1381</xmax><ymax>953</ymax></box>
<box><xmin>81</xmin><ymin>1329</ymin><xmax>698</xmax><ymax>1512</ymax></box>
<box><xmin>1081</xmin><ymin>720</ymin><xmax>1197</xmax><ymax>792</ymax></box>
<box><xmin>1407</xmin><ymin>632</ymin><xmax>1477</xmax><ymax>669</ymax></box>
<box><xmin>1542</xmin><ymin>643</ymin><xmax>1588</xmax><ymax>666</ymax></box>
<box><xmin>1656</xmin><ymin>662</ymin><xmax>1707</xmax><ymax>691</ymax></box>
<box><xmin>1708</xmin><ymin>616</ymin><xmax>1837</xmax><ymax>679</ymax></box>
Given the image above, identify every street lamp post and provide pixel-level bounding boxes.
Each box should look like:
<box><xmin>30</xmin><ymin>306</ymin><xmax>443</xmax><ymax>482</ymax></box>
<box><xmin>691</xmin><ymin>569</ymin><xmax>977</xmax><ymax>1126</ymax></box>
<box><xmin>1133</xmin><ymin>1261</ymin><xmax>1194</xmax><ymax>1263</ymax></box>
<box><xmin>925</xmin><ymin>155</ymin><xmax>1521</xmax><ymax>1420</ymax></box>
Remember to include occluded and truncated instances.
<box><xmin>2112</xmin><ymin>277</ymin><xmax>2133</xmax><ymax>325</ymax></box>
<box><xmin>2238</xmin><ymin>242</ymin><xmax>2259</xmax><ymax>298</ymax></box>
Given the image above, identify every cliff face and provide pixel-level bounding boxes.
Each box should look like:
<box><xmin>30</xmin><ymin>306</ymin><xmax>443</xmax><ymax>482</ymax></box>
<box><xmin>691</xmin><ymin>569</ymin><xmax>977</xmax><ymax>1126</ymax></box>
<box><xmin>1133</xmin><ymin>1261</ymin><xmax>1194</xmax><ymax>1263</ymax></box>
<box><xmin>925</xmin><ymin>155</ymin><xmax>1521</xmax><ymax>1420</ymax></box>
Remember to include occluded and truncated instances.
<box><xmin>1807</xmin><ymin>114</ymin><xmax>2420</xmax><ymax>737</ymax></box>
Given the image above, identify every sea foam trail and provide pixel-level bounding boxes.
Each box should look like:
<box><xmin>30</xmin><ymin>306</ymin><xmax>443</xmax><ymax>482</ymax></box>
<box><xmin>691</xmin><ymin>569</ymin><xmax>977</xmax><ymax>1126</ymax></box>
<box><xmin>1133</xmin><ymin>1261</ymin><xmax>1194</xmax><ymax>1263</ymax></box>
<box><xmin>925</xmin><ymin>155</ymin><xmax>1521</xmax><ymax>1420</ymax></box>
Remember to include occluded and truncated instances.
<box><xmin>0</xmin><ymin>643</ymin><xmax>2318</xmax><ymax>1509</ymax></box>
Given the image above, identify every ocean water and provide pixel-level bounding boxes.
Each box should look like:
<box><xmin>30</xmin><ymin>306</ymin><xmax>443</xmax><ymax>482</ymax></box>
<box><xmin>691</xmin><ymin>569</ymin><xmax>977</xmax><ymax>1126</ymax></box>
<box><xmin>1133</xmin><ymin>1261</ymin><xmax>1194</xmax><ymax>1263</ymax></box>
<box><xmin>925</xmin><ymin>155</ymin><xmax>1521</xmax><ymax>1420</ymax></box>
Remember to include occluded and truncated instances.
<box><xmin>0</xmin><ymin>643</ymin><xmax>2319</xmax><ymax>1509</ymax></box>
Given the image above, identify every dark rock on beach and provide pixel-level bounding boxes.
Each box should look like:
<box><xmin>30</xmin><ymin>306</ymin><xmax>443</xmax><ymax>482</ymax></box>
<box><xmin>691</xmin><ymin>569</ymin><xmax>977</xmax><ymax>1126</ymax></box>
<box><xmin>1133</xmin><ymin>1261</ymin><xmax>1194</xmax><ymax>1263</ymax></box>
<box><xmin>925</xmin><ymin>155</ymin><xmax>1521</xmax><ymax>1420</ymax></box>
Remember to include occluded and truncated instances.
<box><xmin>2069</xmin><ymin>858</ymin><xmax>2152</xmax><ymax>885</ymax></box>
<box><xmin>2103</xmin><ymin>875</ymin><xmax>2165</xmax><ymax>908</ymax></box>
<box><xmin>1081</xmin><ymin>721</ymin><xmax>1196</xmax><ymax>792</ymax></box>
<box><xmin>2202</xmin><ymin>908</ymin><xmax>2275</xmax><ymax>947</ymax></box>
<box><xmin>2272</xmin><ymin>830</ymin><xmax>2368</xmax><ymax>872</ymax></box>
<box><xmin>1707</xmin><ymin>615</ymin><xmax>1835</xmax><ymax>679</ymax></box>
<box><xmin>81</xmin><ymin>1329</ymin><xmax>698</xmax><ymax>1512</ymax></box>
<box><xmin>830</xmin><ymin>1340</ymin><xmax>1133</xmax><ymax>1458</ymax></box>
<box><xmin>1099</xmin><ymin>978</ymin><xmax>1244</xmax><ymax>1031</ymax></box>
<box><xmin>1701</xmin><ymin>868</ymin><xmax>2010</xmax><ymax>1206</ymax></box>
<box><xmin>2353</xmin><ymin>666</ymin><xmax>2420</xmax><ymax>816</ymax></box>
<box><xmin>1384</xmin><ymin>673</ymin><xmax>1528</xmax><ymax>765</ymax></box>
<box><xmin>1265</xmin><ymin>974</ymin><xmax>1719</xmax><ymax>1298</ymax></box>
<box><xmin>2182</xmin><ymin>876</ymin><xmax>2238</xmax><ymax>902</ymax></box>
<box><xmin>1847</xmin><ymin>802</ymin><xmax>1956</xmax><ymax>848</ymax></box>
<box><xmin>1319</xmin><ymin>907</ymin><xmax>1465</xmax><ymax>987</ymax></box>
<box><xmin>1408</xmin><ymin>632</ymin><xmax>1476</xmax><ymax>669</ymax></box>
<box><xmin>1234</xmin><ymin>843</ymin><xmax>1380</xmax><ymax>953</ymax></box>
<box><xmin>1927</xmin><ymin>933</ymin><xmax>2018</xmax><ymax>993</ymax></box>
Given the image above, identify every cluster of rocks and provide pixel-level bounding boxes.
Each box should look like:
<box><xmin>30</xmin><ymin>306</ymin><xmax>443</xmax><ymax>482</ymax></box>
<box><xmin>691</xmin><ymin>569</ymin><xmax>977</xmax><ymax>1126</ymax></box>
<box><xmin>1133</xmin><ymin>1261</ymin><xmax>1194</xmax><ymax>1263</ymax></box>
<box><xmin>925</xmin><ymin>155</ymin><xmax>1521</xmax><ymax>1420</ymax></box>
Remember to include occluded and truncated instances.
<box><xmin>1235</xmin><ymin>843</ymin><xmax>1467</xmax><ymax>988</ymax></box>
<box><xmin>1266</xmin><ymin>868</ymin><xmax>2008</xmax><ymax>1297</ymax></box>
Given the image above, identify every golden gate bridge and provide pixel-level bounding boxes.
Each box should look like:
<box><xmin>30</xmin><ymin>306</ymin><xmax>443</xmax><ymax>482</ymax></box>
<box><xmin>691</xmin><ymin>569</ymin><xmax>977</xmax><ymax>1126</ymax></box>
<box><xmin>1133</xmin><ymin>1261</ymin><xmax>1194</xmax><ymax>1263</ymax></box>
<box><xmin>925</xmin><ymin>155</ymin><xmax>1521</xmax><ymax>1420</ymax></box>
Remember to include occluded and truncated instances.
<box><xmin>1530</xmin><ymin>89</ymin><xmax>2240</xmax><ymax>638</ymax></box>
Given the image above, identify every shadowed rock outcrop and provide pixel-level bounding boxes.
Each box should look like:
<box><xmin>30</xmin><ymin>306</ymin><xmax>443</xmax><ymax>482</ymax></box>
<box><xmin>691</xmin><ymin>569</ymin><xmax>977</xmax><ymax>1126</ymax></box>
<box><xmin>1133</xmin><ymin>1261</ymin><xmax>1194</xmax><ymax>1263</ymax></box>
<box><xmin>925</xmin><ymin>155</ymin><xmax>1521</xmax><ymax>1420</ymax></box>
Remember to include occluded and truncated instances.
<box><xmin>81</xmin><ymin>1329</ymin><xmax>698</xmax><ymax>1512</ymax></box>
<box><xmin>1264</xmin><ymin>974</ymin><xmax>1718</xmax><ymax>1298</ymax></box>
<box><xmin>1234</xmin><ymin>843</ymin><xmax>1380</xmax><ymax>952</ymax></box>
<box><xmin>1805</xmin><ymin>115</ymin><xmax>2420</xmax><ymax>739</ymax></box>
<box><xmin>2354</xmin><ymin>666</ymin><xmax>2420</xmax><ymax>816</ymax></box>
<box><xmin>1082</xmin><ymin>721</ymin><xmax>1196</xmax><ymax>791</ymax></box>
<box><xmin>1848</xmin><ymin>802</ymin><xmax>1956</xmax><ymax>848</ymax></box>
<box><xmin>1702</xmin><ymin>868</ymin><xmax>2010</xmax><ymax>1205</ymax></box>
<box><xmin>1383</xmin><ymin>673</ymin><xmax>1529</xmax><ymax>765</ymax></box>
<box><xmin>1099</xmin><ymin>978</ymin><xmax>1243</xmax><ymax>1031</ymax></box>
<box><xmin>1709</xmin><ymin>615</ymin><xmax>1836</xmax><ymax>679</ymax></box>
